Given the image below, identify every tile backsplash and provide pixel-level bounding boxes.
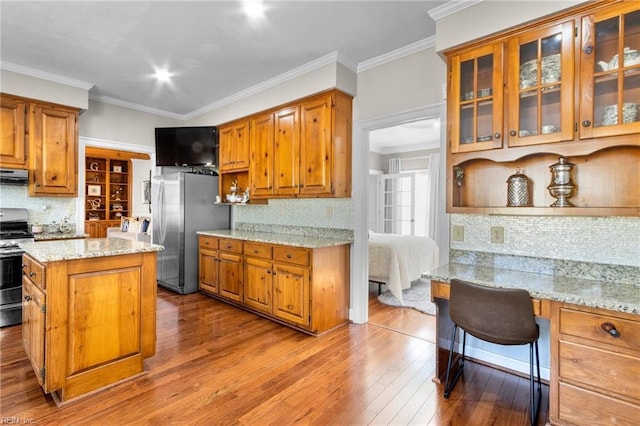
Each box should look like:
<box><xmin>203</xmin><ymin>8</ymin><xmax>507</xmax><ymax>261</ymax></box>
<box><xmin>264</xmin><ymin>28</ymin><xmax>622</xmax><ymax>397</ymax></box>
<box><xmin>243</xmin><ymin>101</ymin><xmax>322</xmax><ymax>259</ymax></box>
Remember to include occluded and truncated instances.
<box><xmin>450</xmin><ymin>214</ymin><xmax>640</xmax><ymax>267</ymax></box>
<box><xmin>0</xmin><ymin>185</ymin><xmax>76</xmax><ymax>224</ymax></box>
<box><xmin>233</xmin><ymin>198</ymin><xmax>354</xmax><ymax>231</ymax></box>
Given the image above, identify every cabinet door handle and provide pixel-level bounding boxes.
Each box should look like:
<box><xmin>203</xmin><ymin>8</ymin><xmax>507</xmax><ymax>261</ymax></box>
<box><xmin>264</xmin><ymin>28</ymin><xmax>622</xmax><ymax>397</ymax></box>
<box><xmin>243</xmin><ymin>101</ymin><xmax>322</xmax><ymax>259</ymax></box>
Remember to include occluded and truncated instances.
<box><xmin>24</xmin><ymin>295</ymin><xmax>32</xmax><ymax>301</ymax></box>
<box><xmin>30</xmin><ymin>272</ymin><xmax>36</xmax><ymax>277</ymax></box>
<box><xmin>494</xmin><ymin>132</ymin><xmax>501</xmax><ymax>139</ymax></box>
<box><xmin>22</xmin><ymin>264</ymin><xmax>27</xmax><ymax>269</ymax></box>
<box><xmin>601</xmin><ymin>322</ymin><xmax>620</xmax><ymax>338</ymax></box>
<box><xmin>583</xmin><ymin>44</ymin><xmax>593</xmax><ymax>55</ymax></box>
<box><xmin>582</xmin><ymin>120</ymin><xmax>591</xmax><ymax>127</ymax></box>
<box><xmin>266</xmin><ymin>269</ymin><xmax>272</xmax><ymax>274</ymax></box>
<box><xmin>509</xmin><ymin>130</ymin><xmax>517</xmax><ymax>137</ymax></box>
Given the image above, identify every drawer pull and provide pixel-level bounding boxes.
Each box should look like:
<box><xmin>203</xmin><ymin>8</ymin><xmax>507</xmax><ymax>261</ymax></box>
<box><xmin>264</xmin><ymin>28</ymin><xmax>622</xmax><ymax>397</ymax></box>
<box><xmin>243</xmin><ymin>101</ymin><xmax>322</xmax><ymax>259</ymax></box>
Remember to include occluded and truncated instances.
<box><xmin>601</xmin><ymin>322</ymin><xmax>620</xmax><ymax>338</ymax></box>
<box><xmin>24</xmin><ymin>295</ymin><xmax>31</xmax><ymax>301</ymax></box>
<box><xmin>30</xmin><ymin>272</ymin><xmax>36</xmax><ymax>277</ymax></box>
<box><xmin>286</xmin><ymin>254</ymin><xmax>292</xmax><ymax>259</ymax></box>
<box><xmin>253</xmin><ymin>249</ymin><xmax>259</xmax><ymax>254</ymax></box>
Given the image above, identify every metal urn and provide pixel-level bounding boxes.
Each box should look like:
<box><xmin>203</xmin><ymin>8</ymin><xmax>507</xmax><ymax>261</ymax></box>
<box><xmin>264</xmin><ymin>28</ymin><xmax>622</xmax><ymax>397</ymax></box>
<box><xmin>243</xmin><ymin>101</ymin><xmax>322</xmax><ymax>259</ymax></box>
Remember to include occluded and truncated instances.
<box><xmin>547</xmin><ymin>157</ymin><xmax>576</xmax><ymax>207</ymax></box>
<box><xmin>506</xmin><ymin>168</ymin><xmax>531</xmax><ymax>207</ymax></box>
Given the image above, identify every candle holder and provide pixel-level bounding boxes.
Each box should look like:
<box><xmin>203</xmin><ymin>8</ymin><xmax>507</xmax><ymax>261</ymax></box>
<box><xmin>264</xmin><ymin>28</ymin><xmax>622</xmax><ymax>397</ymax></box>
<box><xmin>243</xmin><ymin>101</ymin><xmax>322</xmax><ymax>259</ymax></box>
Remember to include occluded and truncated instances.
<box><xmin>547</xmin><ymin>157</ymin><xmax>576</xmax><ymax>207</ymax></box>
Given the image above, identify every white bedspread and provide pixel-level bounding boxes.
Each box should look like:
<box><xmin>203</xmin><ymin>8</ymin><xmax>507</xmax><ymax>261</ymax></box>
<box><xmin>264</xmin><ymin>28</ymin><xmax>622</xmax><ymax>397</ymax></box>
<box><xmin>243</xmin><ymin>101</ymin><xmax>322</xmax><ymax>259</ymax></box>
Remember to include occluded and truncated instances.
<box><xmin>368</xmin><ymin>232</ymin><xmax>439</xmax><ymax>304</ymax></box>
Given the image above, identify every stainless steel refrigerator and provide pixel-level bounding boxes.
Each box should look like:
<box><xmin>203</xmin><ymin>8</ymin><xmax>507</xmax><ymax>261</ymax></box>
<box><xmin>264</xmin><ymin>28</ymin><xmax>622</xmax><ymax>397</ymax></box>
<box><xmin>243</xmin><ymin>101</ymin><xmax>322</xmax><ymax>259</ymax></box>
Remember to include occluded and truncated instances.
<box><xmin>152</xmin><ymin>172</ymin><xmax>229</xmax><ymax>294</ymax></box>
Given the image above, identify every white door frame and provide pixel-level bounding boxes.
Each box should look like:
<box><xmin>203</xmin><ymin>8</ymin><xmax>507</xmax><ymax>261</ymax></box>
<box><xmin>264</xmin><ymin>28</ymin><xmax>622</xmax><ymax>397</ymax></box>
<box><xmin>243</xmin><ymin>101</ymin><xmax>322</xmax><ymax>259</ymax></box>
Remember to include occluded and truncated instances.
<box><xmin>350</xmin><ymin>103</ymin><xmax>447</xmax><ymax>324</ymax></box>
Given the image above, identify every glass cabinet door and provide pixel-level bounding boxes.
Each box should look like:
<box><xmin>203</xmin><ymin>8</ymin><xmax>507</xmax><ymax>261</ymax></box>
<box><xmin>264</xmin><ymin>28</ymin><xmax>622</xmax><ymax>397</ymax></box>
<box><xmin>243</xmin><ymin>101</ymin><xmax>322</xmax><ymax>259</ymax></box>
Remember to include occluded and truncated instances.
<box><xmin>449</xmin><ymin>43</ymin><xmax>503</xmax><ymax>153</ymax></box>
<box><xmin>580</xmin><ymin>4</ymin><xmax>640</xmax><ymax>139</ymax></box>
<box><xmin>507</xmin><ymin>21</ymin><xmax>575</xmax><ymax>147</ymax></box>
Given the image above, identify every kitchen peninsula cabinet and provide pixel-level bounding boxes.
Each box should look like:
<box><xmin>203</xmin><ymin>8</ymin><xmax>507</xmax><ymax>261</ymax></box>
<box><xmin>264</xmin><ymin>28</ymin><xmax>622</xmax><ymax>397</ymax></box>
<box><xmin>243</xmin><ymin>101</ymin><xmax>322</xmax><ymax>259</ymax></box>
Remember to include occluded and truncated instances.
<box><xmin>20</xmin><ymin>240</ymin><xmax>160</xmax><ymax>403</ymax></box>
<box><xmin>0</xmin><ymin>95</ymin><xmax>27</xmax><ymax>168</ymax></box>
<box><xmin>219</xmin><ymin>89</ymin><xmax>352</xmax><ymax>201</ymax></box>
<box><xmin>198</xmin><ymin>231</ymin><xmax>350</xmax><ymax>335</ymax></box>
<box><xmin>446</xmin><ymin>0</ymin><xmax>640</xmax><ymax>216</ymax></box>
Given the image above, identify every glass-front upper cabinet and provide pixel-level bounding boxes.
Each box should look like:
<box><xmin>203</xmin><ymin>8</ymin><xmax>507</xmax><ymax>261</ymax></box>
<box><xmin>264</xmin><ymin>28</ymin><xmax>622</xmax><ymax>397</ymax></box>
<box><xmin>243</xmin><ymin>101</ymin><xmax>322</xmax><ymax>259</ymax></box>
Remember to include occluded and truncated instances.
<box><xmin>449</xmin><ymin>43</ymin><xmax>504</xmax><ymax>153</ymax></box>
<box><xmin>580</xmin><ymin>3</ymin><xmax>640</xmax><ymax>139</ymax></box>
<box><xmin>507</xmin><ymin>21</ymin><xmax>575</xmax><ymax>147</ymax></box>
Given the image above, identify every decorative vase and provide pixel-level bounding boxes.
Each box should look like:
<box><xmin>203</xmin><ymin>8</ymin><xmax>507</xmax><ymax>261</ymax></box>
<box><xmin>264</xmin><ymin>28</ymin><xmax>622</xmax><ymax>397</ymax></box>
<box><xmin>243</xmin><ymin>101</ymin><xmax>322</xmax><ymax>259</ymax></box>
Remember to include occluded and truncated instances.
<box><xmin>547</xmin><ymin>157</ymin><xmax>576</xmax><ymax>207</ymax></box>
<box><xmin>506</xmin><ymin>168</ymin><xmax>530</xmax><ymax>207</ymax></box>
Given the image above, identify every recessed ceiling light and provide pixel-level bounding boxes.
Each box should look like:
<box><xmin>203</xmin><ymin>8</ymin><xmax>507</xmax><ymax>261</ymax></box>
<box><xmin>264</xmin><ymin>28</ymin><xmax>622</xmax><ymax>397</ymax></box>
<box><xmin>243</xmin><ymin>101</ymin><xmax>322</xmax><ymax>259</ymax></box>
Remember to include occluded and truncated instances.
<box><xmin>153</xmin><ymin>68</ymin><xmax>172</xmax><ymax>83</ymax></box>
<box><xmin>242</xmin><ymin>0</ymin><xmax>264</xmax><ymax>19</ymax></box>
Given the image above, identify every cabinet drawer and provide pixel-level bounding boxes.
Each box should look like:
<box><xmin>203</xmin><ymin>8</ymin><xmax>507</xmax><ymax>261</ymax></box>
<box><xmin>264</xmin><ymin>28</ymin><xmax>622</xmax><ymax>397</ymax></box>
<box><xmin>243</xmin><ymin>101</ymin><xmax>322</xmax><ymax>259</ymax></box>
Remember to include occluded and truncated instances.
<box><xmin>559</xmin><ymin>307</ymin><xmax>640</xmax><ymax>351</ymax></box>
<box><xmin>273</xmin><ymin>246</ymin><xmax>310</xmax><ymax>266</ymax></box>
<box><xmin>559</xmin><ymin>340</ymin><xmax>640</xmax><ymax>400</ymax></box>
<box><xmin>23</xmin><ymin>256</ymin><xmax>45</xmax><ymax>289</ymax></box>
<box><xmin>219</xmin><ymin>238</ymin><xmax>243</xmax><ymax>254</ymax></box>
<box><xmin>199</xmin><ymin>235</ymin><xmax>218</xmax><ymax>250</ymax></box>
<box><xmin>244</xmin><ymin>242</ymin><xmax>272</xmax><ymax>259</ymax></box>
<box><xmin>559</xmin><ymin>382</ymin><xmax>640</xmax><ymax>426</ymax></box>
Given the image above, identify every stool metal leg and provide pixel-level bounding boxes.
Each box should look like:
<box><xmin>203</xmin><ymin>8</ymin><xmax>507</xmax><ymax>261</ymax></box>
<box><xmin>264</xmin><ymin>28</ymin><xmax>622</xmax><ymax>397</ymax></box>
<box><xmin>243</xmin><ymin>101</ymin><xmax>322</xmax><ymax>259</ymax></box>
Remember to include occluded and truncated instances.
<box><xmin>529</xmin><ymin>341</ymin><xmax>542</xmax><ymax>426</ymax></box>
<box><xmin>443</xmin><ymin>325</ymin><xmax>466</xmax><ymax>398</ymax></box>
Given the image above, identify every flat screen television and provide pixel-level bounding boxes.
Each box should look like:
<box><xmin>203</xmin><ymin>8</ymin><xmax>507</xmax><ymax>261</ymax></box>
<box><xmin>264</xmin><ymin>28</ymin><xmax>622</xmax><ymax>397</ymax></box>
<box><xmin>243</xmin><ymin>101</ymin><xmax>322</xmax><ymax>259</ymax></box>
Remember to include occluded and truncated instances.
<box><xmin>155</xmin><ymin>126</ymin><xmax>218</xmax><ymax>167</ymax></box>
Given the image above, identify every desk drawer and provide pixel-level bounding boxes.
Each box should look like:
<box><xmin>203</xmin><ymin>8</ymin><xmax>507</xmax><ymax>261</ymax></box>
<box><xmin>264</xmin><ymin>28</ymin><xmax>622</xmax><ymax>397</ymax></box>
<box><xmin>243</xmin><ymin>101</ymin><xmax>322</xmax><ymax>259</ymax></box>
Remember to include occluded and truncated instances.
<box><xmin>559</xmin><ymin>382</ymin><xmax>640</xmax><ymax>426</ymax></box>
<box><xmin>273</xmin><ymin>246</ymin><xmax>309</xmax><ymax>266</ymax></box>
<box><xmin>219</xmin><ymin>238</ymin><xmax>243</xmax><ymax>254</ymax></box>
<box><xmin>559</xmin><ymin>307</ymin><xmax>640</xmax><ymax>351</ymax></box>
<box><xmin>244</xmin><ymin>242</ymin><xmax>272</xmax><ymax>259</ymax></box>
<box><xmin>559</xmin><ymin>340</ymin><xmax>640</xmax><ymax>400</ymax></box>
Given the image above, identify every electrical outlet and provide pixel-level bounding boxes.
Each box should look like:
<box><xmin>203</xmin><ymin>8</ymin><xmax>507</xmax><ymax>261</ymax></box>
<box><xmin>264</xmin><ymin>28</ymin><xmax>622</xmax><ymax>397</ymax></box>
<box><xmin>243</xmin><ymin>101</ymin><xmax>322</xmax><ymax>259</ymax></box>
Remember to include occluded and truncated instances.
<box><xmin>491</xmin><ymin>226</ymin><xmax>504</xmax><ymax>243</ymax></box>
<box><xmin>452</xmin><ymin>225</ymin><xmax>464</xmax><ymax>241</ymax></box>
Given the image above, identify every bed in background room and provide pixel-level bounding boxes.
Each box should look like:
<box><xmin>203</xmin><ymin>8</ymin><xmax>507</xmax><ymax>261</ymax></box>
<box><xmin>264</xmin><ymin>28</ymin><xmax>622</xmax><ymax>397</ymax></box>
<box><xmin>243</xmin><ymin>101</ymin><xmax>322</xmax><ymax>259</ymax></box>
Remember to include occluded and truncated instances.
<box><xmin>368</xmin><ymin>231</ymin><xmax>439</xmax><ymax>304</ymax></box>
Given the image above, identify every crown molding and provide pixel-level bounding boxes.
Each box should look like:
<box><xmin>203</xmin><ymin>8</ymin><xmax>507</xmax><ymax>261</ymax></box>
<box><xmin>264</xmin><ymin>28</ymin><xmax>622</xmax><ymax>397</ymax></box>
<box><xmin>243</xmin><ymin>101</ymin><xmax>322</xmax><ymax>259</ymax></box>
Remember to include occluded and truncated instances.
<box><xmin>1</xmin><ymin>61</ymin><xmax>94</xmax><ymax>90</ymax></box>
<box><xmin>427</xmin><ymin>0</ymin><xmax>485</xmax><ymax>21</ymax></box>
<box><xmin>184</xmin><ymin>51</ymin><xmax>347</xmax><ymax>120</ymax></box>
<box><xmin>88</xmin><ymin>93</ymin><xmax>185</xmax><ymax>120</ymax></box>
<box><xmin>357</xmin><ymin>36</ymin><xmax>436</xmax><ymax>73</ymax></box>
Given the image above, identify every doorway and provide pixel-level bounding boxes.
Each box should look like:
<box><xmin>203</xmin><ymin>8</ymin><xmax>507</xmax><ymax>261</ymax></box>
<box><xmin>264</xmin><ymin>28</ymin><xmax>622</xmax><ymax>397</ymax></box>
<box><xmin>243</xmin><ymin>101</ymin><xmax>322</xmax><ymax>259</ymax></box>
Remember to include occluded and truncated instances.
<box><xmin>351</xmin><ymin>103</ymin><xmax>449</xmax><ymax>325</ymax></box>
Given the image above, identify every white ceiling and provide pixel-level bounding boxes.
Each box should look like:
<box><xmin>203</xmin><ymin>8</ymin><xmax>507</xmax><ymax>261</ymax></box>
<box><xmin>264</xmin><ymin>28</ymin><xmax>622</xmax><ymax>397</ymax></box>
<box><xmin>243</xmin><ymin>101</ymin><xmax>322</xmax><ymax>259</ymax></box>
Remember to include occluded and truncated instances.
<box><xmin>369</xmin><ymin>118</ymin><xmax>441</xmax><ymax>154</ymax></box>
<box><xmin>1</xmin><ymin>0</ymin><xmax>447</xmax><ymax>121</ymax></box>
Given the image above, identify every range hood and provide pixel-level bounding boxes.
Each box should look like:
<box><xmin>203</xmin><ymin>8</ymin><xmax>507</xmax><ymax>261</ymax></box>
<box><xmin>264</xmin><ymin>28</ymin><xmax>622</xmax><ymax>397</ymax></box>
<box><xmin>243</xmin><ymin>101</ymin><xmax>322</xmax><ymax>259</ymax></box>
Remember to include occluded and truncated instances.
<box><xmin>0</xmin><ymin>168</ymin><xmax>29</xmax><ymax>185</ymax></box>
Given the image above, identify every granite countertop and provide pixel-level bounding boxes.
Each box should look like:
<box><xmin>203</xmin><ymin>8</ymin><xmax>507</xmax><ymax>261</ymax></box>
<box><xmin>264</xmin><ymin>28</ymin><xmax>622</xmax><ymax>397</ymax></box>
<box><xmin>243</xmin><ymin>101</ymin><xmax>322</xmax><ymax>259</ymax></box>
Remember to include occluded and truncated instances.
<box><xmin>197</xmin><ymin>229</ymin><xmax>353</xmax><ymax>248</ymax></box>
<box><xmin>20</xmin><ymin>238</ymin><xmax>163</xmax><ymax>263</ymax></box>
<box><xmin>423</xmin><ymin>263</ymin><xmax>640</xmax><ymax>315</ymax></box>
<box><xmin>33</xmin><ymin>232</ymin><xmax>89</xmax><ymax>241</ymax></box>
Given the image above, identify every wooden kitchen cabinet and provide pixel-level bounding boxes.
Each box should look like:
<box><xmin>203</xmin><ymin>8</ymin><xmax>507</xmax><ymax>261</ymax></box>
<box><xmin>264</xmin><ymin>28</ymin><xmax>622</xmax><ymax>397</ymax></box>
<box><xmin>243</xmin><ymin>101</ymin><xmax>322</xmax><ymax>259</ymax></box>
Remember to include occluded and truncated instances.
<box><xmin>219</xmin><ymin>119</ymin><xmax>250</xmax><ymax>172</ymax></box>
<box><xmin>20</xmin><ymin>251</ymin><xmax>157</xmax><ymax>403</ymax></box>
<box><xmin>220</xmin><ymin>89</ymin><xmax>352</xmax><ymax>201</ymax></box>
<box><xmin>0</xmin><ymin>95</ymin><xmax>27</xmax><ymax>169</ymax></box>
<box><xmin>198</xmin><ymin>236</ymin><xmax>219</xmax><ymax>294</ymax></box>
<box><xmin>22</xmin><ymin>273</ymin><xmax>45</xmax><ymax>388</ymax></box>
<box><xmin>446</xmin><ymin>0</ymin><xmax>640</xmax><ymax>216</ymax></box>
<box><xmin>549</xmin><ymin>302</ymin><xmax>640</xmax><ymax>425</ymax></box>
<box><xmin>217</xmin><ymin>238</ymin><xmax>243</xmax><ymax>302</ymax></box>
<box><xmin>244</xmin><ymin>242</ymin><xmax>274</xmax><ymax>314</ymax></box>
<box><xmin>198</xmin><ymin>235</ymin><xmax>350</xmax><ymax>335</ymax></box>
<box><xmin>29</xmin><ymin>102</ymin><xmax>78</xmax><ymax>196</ymax></box>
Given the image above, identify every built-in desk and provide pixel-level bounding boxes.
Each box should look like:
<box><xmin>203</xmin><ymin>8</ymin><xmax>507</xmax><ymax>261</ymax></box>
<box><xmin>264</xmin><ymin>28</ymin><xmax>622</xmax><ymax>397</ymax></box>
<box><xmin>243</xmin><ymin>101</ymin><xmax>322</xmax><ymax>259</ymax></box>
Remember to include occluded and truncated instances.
<box><xmin>424</xmin><ymin>261</ymin><xmax>640</xmax><ymax>426</ymax></box>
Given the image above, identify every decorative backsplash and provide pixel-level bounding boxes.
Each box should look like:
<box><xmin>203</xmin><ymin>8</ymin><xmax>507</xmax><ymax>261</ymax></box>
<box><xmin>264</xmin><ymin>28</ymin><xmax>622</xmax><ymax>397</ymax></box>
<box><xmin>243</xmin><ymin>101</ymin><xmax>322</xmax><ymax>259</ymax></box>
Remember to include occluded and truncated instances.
<box><xmin>233</xmin><ymin>198</ymin><xmax>354</xmax><ymax>231</ymax></box>
<box><xmin>450</xmin><ymin>213</ymin><xmax>640</xmax><ymax>267</ymax></box>
<box><xmin>0</xmin><ymin>185</ymin><xmax>76</xmax><ymax>225</ymax></box>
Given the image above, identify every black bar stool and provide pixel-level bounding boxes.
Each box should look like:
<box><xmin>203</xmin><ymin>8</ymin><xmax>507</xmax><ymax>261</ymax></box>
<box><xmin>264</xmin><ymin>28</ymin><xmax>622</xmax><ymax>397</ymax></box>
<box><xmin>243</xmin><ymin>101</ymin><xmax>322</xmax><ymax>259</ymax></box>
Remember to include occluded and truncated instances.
<box><xmin>443</xmin><ymin>278</ymin><xmax>542</xmax><ymax>426</ymax></box>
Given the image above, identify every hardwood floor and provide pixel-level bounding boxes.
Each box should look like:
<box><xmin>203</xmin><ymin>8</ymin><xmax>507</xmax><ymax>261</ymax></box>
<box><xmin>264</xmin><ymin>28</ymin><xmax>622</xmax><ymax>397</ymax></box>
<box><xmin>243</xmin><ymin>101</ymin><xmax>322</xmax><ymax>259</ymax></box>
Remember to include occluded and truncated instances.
<box><xmin>0</xmin><ymin>285</ymin><xmax>548</xmax><ymax>425</ymax></box>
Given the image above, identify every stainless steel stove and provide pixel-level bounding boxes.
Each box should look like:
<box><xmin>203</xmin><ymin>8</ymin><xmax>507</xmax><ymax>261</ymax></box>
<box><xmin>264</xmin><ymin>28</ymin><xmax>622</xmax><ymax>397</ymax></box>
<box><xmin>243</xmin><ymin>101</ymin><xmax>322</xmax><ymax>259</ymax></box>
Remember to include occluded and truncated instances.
<box><xmin>0</xmin><ymin>208</ymin><xmax>34</xmax><ymax>327</ymax></box>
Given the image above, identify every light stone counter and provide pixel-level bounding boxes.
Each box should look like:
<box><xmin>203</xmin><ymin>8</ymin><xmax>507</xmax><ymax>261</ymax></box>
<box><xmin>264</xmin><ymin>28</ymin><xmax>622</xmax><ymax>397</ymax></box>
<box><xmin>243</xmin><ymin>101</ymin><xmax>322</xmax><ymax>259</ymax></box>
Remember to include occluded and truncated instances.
<box><xmin>33</xmin><ymin>232</ymin><xmax>89</xmax><ymax>241</ymax></box>
<box><xmin>423</xmin><ymin>262</ymin><xmax>640</xmax><ymax>315</ymax></box>
<box><xmin>20</xmin><ymin>238</ymin><xmax>163</xmax><ymax>263</ymax></box>
<box><xmin>197</xmin><ymin>229</ymin><xmax>353</xmax><ymax>248</ymax></box>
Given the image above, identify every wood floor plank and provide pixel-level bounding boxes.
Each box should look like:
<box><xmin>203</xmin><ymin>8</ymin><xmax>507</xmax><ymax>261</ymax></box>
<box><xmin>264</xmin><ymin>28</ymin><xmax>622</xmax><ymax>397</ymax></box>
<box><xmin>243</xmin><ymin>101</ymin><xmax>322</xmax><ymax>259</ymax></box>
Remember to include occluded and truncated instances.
<box><xmin>0</xmin><ymin>287</ymin><xmax>549</xmax><ymax>425</ymax></box>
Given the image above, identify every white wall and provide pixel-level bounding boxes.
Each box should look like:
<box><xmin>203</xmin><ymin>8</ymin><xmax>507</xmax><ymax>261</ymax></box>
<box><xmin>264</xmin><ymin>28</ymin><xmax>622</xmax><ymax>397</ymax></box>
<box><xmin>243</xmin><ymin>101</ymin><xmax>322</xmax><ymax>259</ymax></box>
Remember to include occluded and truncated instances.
<box><xmin>1</xmin><ymin>69</ymin><xmax>89</xmax><ymax>109</ymax></box>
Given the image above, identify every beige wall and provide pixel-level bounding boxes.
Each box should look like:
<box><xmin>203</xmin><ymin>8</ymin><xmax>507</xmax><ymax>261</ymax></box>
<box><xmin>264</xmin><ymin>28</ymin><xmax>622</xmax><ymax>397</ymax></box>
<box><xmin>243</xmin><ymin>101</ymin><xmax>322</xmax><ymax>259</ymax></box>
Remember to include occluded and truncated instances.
<box><xmin>435</xmin><ymin>1</ymin><xmax>584</xmax><ymax>52</ymax></box>
<box><xmin>1</xmin><ymin>69</ymin><xmax>89</xmax><ymax>109</ymax></box>
<box><xmin>354</xmin><ymin>48</ymin><xmax>446</xmax><ymax>121</ymax></box>
<box><xmin>80</xmin><ymin>99</ymin><xmax>183</xmax><ymax>148</ymax></box>
<box><xmin>187</xmin><ymin>62</ymin><xmax>356</xmax><ymax>126</ymax></box>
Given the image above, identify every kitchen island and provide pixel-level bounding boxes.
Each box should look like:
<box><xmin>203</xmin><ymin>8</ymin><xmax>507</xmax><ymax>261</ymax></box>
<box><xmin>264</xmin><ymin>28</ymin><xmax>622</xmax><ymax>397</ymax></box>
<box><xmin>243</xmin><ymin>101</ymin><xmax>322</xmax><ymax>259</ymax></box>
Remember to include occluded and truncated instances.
<box><xmin>424</xmin><ymin>252</ymin><xmax>640</xmax><ymax>425</ymax></box>
<box><xmin>19</xmin><ymin>238</ymin><xmax>163</xmax><ymax>404</ymax></box>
